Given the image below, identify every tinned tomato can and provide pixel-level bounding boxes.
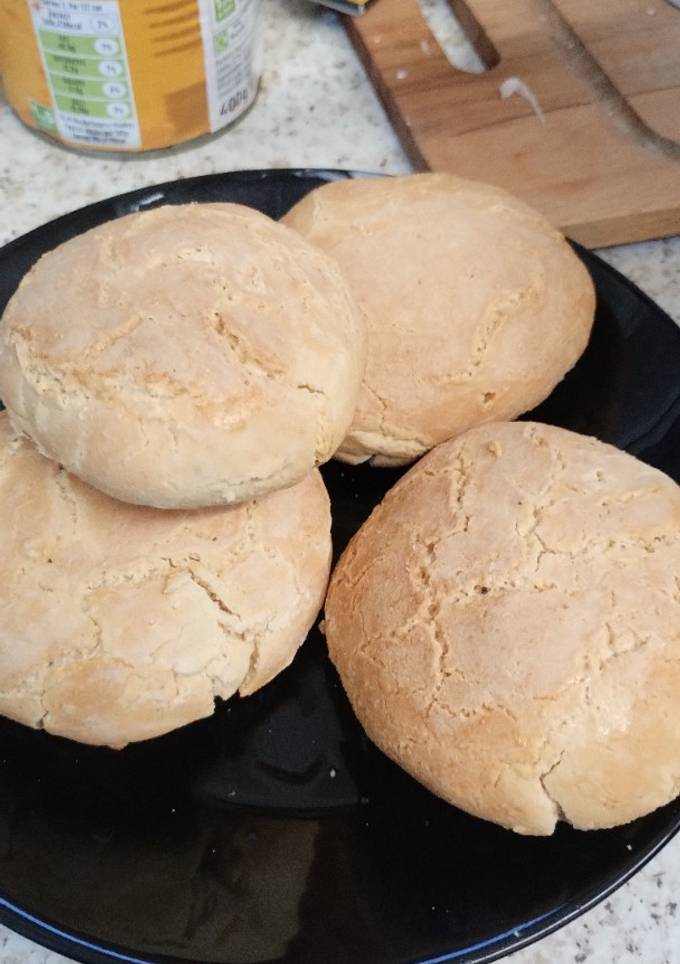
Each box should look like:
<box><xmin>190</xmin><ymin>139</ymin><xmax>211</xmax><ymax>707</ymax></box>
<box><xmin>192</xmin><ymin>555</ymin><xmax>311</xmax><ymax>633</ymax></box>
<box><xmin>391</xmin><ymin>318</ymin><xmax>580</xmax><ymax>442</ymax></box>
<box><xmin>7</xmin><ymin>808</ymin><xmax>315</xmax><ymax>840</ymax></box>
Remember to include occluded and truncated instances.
<box><xmin>0</xmin><ymin>0</ymin><xmax>262</xmax><ymax>152</ymax></box>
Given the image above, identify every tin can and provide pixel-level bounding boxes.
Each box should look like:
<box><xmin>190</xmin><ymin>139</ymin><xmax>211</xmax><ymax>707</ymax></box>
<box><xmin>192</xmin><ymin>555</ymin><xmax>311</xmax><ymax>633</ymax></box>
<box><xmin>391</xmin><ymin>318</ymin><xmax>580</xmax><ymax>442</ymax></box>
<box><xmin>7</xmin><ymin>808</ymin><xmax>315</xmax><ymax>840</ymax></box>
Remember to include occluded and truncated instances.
<box><xmin>0</xmin><ymin>0</ymin><xmax>262</xmax><ymax>152</ymax></box>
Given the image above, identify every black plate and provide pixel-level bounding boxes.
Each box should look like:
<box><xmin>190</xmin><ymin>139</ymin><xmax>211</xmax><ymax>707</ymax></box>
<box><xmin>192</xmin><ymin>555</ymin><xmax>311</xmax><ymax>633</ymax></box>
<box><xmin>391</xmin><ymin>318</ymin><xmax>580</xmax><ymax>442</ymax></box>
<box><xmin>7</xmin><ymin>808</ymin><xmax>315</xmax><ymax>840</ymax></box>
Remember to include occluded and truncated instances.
<box><xmin>0</xmin><ymin>170</ymin><xmax>679</xmax><ymax>964</ymax></box>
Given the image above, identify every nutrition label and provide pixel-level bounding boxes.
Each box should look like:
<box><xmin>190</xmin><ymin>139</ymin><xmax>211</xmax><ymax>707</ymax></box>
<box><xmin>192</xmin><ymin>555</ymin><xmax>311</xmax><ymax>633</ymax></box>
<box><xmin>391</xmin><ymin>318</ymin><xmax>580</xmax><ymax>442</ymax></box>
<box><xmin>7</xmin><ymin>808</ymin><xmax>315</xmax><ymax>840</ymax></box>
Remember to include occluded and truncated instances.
<box><xmin>197</xmin><ymin>0</ymin><xmax>261</xmax><ymax>133</ymax></box>
<box><xmin>29</xmin><ymin>0</ymin><xmax>140</xmax><ymax>150</ymax></box>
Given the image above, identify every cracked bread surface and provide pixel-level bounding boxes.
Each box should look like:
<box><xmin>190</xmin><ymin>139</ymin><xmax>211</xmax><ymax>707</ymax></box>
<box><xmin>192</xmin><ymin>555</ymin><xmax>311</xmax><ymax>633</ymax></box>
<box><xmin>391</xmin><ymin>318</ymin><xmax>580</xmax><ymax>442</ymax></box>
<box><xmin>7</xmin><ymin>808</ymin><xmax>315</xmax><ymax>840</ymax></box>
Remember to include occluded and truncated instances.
<box><xmin>0</xmin><ymin>203</ymin><xmax>366</xmax><ymax>508</ymax></box>
<box><xmin>0</xmin><ymin>415</ymin><xmax>332</xmax><ymax>748</ymax></box>
<box><xmin>325</xmin><ymin>421</ymin><xmax>680</xmax><ymax>835</ymax></box>
<box><xmin>283</xmin><ymin>174</ymin><xmax>595</xmax><ymax>467</ymax></box>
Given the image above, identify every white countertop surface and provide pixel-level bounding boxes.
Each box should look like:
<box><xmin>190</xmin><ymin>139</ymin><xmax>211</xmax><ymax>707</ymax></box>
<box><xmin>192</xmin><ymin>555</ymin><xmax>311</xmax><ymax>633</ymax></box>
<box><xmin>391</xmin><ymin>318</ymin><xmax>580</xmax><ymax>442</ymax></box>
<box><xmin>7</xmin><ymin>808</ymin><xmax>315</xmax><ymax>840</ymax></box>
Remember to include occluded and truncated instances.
<box><xmin>0</xmin><ymin>2</ymin><xmax>679</xmax><ymax>963</ymax></box>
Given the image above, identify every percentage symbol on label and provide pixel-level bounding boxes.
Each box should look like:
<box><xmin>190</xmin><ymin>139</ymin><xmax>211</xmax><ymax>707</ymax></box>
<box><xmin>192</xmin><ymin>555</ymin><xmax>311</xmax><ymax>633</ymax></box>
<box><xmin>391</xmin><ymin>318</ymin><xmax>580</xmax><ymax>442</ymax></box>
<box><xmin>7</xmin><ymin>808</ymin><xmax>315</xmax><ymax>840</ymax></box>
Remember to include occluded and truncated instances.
<box><xmin>98</xmin><ymin>60</ymin><xmax>123</xmax><ymax>78</ymax></box>
<box><xmin>94</xmin><ymin>38</ymin><xmax>119</xmax><ymax>57</ymax></box>
<box><xmin>103</xmin><ymin>81</ymin><xmax>127</xmax><ymax>99</ymax></box>
<box><xmin>90</xmin><ymin>16</ymin><xmax>115</xmax><ymax>34</ymax></box>
<box><xmin>106</xmin><ymin>101</ymin><xmax>131</xmax><ymax>119</ymax></box>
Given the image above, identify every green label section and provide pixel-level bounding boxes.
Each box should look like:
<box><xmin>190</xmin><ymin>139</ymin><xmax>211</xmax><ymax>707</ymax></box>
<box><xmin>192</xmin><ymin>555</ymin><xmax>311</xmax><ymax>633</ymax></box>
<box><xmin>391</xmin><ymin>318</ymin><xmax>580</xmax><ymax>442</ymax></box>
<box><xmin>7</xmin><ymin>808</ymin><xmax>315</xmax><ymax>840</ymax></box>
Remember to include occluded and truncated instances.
<box><xmin>30</xmin><ymin>100</ymin><xmax>57</xmax><ymax>131</ymax></box>
<box><xmin>39</xmin><ymin>29</ymin><xmax>122</xmax><ymax>59</ymax></box>
<box><xmin>214</xmin><ymin>0</ymin><xmax>236</xmax><ymax>21</ymax></box>
<box><xmin>50</xmin><ymin>74</ymin><xmax>129</xmax><ymax>100</ymax></box>
<box><xmin>54</xmin><ymin>94</ymin><xmax>133</xmax><ymax>120</ymax></box>
<box><xmin>214</xmin><ymin>29</ymin><xmax>230</xmax><ymax>52</ymax></box>
<box><xmin>44</xmin><ymin>50</ymin><xmax>126</xmax><ymax>80</ymax></box>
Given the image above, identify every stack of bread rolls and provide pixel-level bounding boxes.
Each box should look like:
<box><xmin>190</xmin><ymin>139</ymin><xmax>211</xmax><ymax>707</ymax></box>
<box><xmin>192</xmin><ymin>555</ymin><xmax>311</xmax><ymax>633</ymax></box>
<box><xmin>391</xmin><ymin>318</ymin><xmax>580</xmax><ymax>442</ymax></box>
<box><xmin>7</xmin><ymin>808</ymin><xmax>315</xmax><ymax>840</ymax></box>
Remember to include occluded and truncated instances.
<box><xmin>2</xmin><ymin>173</ymin><xmax>679</xmax><ymax>837</ymax></box>
<box><xmin>0</xmin><ymin>202</ymin><xmax>364</xmax><ymax>748</ymax></box>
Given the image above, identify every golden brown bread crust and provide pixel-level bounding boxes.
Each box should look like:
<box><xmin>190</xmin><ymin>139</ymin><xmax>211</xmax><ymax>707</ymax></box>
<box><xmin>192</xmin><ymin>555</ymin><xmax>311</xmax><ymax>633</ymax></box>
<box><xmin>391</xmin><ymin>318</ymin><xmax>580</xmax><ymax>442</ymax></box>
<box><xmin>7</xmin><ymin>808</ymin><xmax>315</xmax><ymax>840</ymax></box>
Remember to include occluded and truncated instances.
<box><xmin>0</xmin><ymin>203</ymin><xmax>366</xmax><ymax>507</ymax></box>
<box><xmin>283</xmin><ymin>174</ymin><xmax>595</xmax><ymax>466</ymax></box>
<box><xmin>325</xmin><ymin>421</ymin><xmax>680</xmax><ymax>834</ymax></box>
<box><xmin>0</xmin><ymin>414</ymin><xmax>332</xmax><ymax>748</ymax></box>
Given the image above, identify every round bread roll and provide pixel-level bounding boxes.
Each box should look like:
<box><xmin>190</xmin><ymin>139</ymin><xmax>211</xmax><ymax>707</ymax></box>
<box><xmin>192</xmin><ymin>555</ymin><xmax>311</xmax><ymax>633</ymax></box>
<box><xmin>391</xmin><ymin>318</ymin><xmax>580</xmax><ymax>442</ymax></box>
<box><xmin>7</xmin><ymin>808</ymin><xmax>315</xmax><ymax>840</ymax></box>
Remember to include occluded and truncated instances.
<box><xmin>0</xmin><ymin>414</ymin><xmax>331</xmax><ymax>748</ymax></box>
<box><xmin>0</xmin><ymin>203</ymin><xmax>365</xmax><ymax>508</ymax></box>
<box><xmin>325</xmin><ymin>421</ymin><xmax>680</xmax><ymax>835</ymax></box>
<box><xmin>283</xmin><ymin>174</ymin><xmax>595</xmax><ymax>467</ymax></box>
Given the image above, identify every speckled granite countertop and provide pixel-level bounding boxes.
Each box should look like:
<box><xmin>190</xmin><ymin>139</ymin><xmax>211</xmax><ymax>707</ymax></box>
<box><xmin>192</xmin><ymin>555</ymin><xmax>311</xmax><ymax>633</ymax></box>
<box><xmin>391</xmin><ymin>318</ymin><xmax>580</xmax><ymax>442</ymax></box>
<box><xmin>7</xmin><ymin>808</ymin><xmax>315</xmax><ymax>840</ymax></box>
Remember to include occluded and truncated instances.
<box><xmin>0</xmin><ymin>2</ymin><xmax>678</xmax><ymax>963</ymax></box>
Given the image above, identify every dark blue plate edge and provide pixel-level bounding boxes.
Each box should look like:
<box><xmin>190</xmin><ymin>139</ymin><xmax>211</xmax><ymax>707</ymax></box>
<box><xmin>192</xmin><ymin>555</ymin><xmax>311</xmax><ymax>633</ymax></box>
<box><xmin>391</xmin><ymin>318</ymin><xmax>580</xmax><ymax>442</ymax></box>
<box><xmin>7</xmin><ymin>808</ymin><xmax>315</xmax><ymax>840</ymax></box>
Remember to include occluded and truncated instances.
<box><xmin>464</xmin><ymin>816</ymin><xmax>680</xmax><ymax>964</ymax></box>
<box><xmin>1</xmin><ymin>814</ymin><xmax>678</xmax><ymax>964</ymax></box>
<box><xmin>0</xmin><ymin>169</ymin><xmax>364</xmax><ymax>285</ymax></box>
<box><xmin>0</xmin><ymin>169</ymin><xmax>678</xmax><ymax>964</ymax></box>
<box><xmin>570</xmin><ymin>243</ymin><xmax>680</xmax><ymax>455</ymax></box>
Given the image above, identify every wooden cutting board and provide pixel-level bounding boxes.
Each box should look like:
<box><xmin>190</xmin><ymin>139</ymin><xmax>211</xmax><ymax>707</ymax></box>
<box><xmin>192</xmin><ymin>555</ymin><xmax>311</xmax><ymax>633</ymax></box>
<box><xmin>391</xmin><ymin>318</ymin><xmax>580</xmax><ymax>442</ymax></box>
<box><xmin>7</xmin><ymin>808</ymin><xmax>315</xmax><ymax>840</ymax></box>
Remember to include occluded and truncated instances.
<box><xmin>346</xmin><ymin>0</ymin><xmax>680</xmax><ymax>247</ymax></box>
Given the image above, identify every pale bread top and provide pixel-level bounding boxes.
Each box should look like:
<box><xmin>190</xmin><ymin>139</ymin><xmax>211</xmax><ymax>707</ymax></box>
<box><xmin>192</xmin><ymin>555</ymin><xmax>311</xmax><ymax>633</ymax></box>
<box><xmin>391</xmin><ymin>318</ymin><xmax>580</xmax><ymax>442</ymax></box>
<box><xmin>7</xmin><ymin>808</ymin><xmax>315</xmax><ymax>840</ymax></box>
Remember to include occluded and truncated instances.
<box><xmin>0</xmin><ymin>203</ymin><xmax>366</xmax><ymax>508</ymax></box>
<box><xmin>283</xmin><ymin>174</ymin><xmax>595</xmax><ymax>466</ymax></box>
<box><xmin>325</xmin><ymin>422</ymin><xmax>680</xmax><ymax>834</ymax></box>
<box><xmin>0</xmin><ymin>414</ymin><xmax>331</xmax><ymax>748</ymax></box>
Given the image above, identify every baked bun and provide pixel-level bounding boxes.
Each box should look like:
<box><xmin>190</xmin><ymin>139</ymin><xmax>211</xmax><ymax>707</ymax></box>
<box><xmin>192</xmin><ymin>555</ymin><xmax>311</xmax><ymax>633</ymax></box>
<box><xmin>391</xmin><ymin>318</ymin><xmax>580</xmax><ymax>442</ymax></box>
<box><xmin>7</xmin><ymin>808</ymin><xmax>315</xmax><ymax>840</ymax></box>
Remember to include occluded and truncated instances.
<box><xmin>0</xmin><ymin>203</ymin><xmax>365</xmax><ymax>508</ymax></box>
<box><xmin>325</xmin><ymin>421</ymin><xmax>680</xmax><ymax>834</ymax></box>
<box><xmin>283</xmin><ymin>174</ymin><xmax>595</xmax><ymax>466</ymax></box>
<box><xmin>0</xmin><ymin>414</ymin><xmax>331</xmax><ymax>748</ymax></box>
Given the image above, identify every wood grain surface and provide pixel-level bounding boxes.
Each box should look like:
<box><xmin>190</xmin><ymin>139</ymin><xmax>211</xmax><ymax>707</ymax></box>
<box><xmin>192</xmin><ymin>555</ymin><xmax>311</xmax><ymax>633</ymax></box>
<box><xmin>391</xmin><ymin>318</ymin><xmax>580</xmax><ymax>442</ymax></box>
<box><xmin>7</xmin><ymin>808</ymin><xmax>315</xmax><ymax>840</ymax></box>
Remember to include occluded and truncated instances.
<box><xmin>347</xmin><ymin>0</ymin><xmax>680</xmax><ymax>247</ymax></box>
